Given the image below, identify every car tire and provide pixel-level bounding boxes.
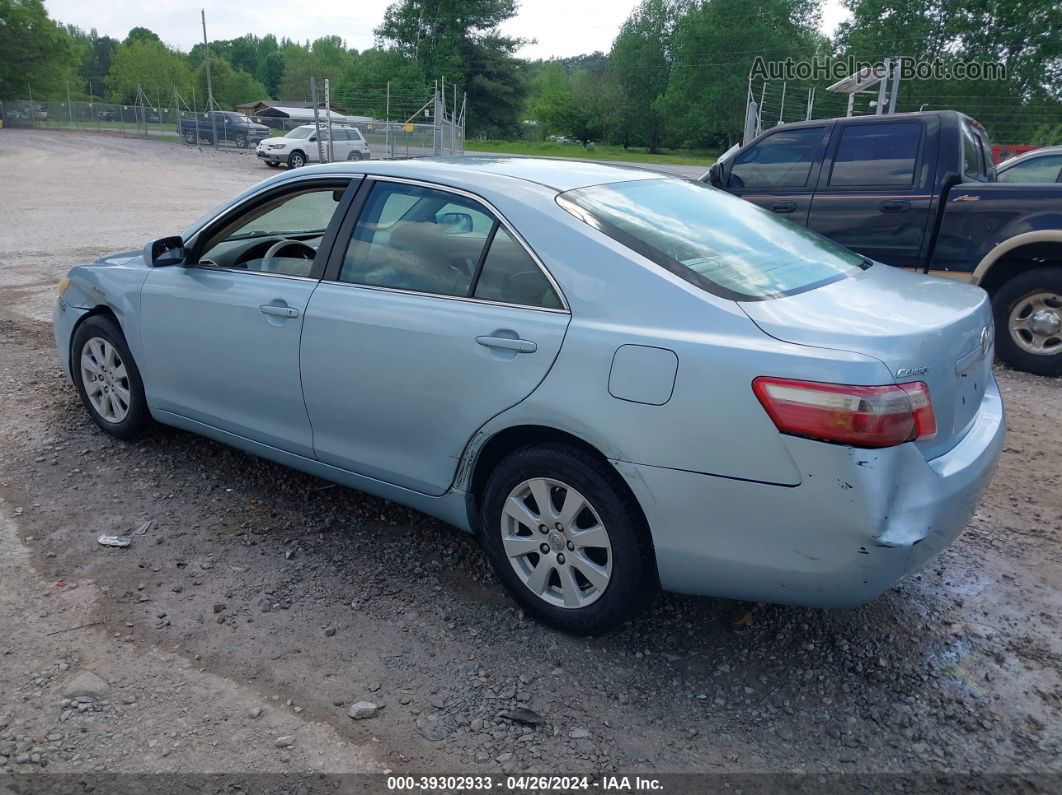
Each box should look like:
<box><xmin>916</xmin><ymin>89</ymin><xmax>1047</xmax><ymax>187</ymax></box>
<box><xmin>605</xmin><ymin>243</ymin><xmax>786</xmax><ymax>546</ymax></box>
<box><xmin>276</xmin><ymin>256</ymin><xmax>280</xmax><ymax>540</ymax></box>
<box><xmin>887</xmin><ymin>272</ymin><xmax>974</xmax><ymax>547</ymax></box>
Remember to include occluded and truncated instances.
<box><xmin>479</xmin><ymin>443</ymin><xmax>656</xmax><ymax>635</ymax></box>
<box><xmin>287</xmin><ymin>151</ymin><xmax>306</xmax><ymax>168</ymax></box>
<box><xmin>265</xmin><ymin>161</ymin><xmax>280</xmax><ymax>168</ymax></box>
<box><xmin>991</xmin><ymin>267</ymin><xmax>1062</xmax><ymax>376</ymax></box>
<box><xmin>235</xmin><ymin>134</ymin><xmax>248</xmax><ymax>149</ymax></box>
<box><xmin>347</xmin><ymin>151</ymin><xmax>363</xmax><ymax>161</ymax></box>
<box><xmin>184</xmin><ymin>130</ymin><xmax>196</xmax><ymax>144</ymax></box>
<box><xmin>71</xmin><ymin>314</ymin><xmax>151</xmax><ymax>441</ymax></box>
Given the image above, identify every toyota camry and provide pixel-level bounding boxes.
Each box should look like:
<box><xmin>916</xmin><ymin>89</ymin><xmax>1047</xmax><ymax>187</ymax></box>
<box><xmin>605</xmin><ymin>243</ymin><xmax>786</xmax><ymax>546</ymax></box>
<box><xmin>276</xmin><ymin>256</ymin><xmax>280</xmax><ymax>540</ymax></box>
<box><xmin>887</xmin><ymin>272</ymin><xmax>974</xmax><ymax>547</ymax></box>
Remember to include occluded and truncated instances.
<box><xmin>54</xmin><ymin>157</ymin><xmax>1005</xmax><ymax>634</ymax></box>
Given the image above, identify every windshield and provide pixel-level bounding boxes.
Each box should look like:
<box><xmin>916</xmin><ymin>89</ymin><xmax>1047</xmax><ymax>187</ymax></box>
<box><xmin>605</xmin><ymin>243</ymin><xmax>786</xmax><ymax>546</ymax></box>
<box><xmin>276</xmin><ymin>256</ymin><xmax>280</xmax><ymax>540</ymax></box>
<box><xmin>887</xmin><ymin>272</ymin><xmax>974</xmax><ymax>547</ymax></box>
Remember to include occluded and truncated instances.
<box><xmin>285</xmin><ymin>127</ymin><xmax>313</xmax><ymax>139</ymax></box>
<box><xmin>557</xmin><ymin>178</ymin><xmax>868</xmax><ymax>301</ymax></box>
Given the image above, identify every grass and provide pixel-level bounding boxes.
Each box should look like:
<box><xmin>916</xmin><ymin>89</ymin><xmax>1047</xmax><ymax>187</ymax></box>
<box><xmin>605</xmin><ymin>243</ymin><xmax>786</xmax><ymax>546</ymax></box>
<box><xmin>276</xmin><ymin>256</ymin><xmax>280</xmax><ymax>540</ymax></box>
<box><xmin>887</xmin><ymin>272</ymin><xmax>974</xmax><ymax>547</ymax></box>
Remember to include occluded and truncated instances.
<box><xmin>467</xmin><ymin>139</ymin><xmax>717</xmax><ymax>167</ymax></box>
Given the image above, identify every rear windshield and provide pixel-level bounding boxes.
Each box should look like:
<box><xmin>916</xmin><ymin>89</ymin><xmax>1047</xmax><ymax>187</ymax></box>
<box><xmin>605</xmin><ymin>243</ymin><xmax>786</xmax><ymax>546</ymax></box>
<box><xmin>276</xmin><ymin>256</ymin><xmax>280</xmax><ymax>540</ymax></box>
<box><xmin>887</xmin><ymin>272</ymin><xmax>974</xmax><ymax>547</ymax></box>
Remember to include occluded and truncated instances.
<box><xmin>557</xmin><ymin>178</ymin><xmax>868</xmax><ymax>301</ymax></box>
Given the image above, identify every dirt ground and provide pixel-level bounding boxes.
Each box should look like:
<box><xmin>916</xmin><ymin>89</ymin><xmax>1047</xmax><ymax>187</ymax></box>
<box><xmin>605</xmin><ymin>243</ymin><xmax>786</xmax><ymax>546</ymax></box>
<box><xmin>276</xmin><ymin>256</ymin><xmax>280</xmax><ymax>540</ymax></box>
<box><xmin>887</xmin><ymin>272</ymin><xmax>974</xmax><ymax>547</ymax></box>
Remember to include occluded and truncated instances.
<box><xmin>0</xmin><ymin>129</ymin><xmax>1060</xmax><ymax>783</ymax></box>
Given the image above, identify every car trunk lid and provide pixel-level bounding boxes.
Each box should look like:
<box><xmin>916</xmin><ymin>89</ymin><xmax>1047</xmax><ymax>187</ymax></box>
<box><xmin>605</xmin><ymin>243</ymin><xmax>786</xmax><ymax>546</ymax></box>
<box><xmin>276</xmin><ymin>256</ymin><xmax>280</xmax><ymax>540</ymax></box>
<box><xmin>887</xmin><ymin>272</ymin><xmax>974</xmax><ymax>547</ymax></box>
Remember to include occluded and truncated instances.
<box><xmin>739</xmin><ymin>264</ymin><xmax>994</xmax><ymax>460</ymax></box>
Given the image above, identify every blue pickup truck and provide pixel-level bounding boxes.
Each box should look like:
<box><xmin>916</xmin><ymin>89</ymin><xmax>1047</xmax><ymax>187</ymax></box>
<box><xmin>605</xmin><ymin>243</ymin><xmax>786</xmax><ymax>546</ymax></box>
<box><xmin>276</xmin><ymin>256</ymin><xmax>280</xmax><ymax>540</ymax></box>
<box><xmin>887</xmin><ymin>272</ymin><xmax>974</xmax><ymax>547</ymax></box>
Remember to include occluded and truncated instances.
<box><xmin>180</xmin><ymin>111</ymin><xmax>271</xmax><ymax>149</ymax></box>
<box><xmin>705</xmin><ymin>110</ymin><xmax>1062</xmax><ymax>376</ymax></box>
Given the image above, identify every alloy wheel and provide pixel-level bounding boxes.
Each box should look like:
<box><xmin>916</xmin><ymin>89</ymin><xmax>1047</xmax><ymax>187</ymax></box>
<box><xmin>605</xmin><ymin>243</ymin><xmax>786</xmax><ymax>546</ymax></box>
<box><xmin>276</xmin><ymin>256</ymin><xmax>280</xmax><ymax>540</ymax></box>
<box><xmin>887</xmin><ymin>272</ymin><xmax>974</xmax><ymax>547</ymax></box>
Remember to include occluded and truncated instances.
<box><xmin>80</xmin><ymin>336</ymin><xmax>131</xmax><ymax>423</ymax></box>
<box><xmin>1009</xmin><ymin>290</ymin><xmax>1062</xmax><ymax>356</ymax></box>
<box><xmin>500</xmin><ymin>477</ymin><xmax>613</xmax><ymax>609</ymax></box>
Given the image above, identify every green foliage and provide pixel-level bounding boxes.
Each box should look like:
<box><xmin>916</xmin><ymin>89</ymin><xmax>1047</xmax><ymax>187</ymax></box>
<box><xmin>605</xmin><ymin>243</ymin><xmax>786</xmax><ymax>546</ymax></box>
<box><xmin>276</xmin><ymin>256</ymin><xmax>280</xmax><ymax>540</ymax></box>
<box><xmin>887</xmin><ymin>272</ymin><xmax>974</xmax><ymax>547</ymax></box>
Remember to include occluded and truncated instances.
<box><xmin>105</xmin><ymin>38</ymin><xmax>192</xmax><ymax>104</ymax></box>
<box><xmin>662</xmin><ymin>0</ymin><xmax>823</xmax><ymax>149</ymax></box>
<box><xmin>0</xmin><ymin>0</ymin><xmax>80</xmax><ymax>99</ymax></box>
<box><xmin>836</xmin><ymin>0</ymin><xmax>1062</xmax><ymax>144</ymax></box>
<box><xmin>608</xmin><ymin>0</ymin><xmax>680</xmax><ymax>152</ymax></box>
<box><xmin>376</xmin><ymin>0</ymin><xmax>528</xmax><ymax>136</ymax></box>
<box><xmin>194</xmin><ymin>59</ymin><xmax>270</xmax><ymax>109</ymax></box>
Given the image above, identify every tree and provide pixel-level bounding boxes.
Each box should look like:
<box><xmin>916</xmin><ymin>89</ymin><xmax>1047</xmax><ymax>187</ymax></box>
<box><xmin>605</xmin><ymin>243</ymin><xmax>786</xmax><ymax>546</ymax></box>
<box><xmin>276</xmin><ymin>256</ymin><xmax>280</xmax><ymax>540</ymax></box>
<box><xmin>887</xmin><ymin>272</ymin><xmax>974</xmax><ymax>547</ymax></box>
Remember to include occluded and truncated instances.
<box><xmin>105</xmin><ymin>38</ymin><xmax>192</xmax><ymax>104</ymax></box>
<box><xmin>194</xmin><ymin>59</ymin><xmax>270</xmax><ymax>109</ymax></box>
<box><xmin>0</xmin><ymin>0</ymin><xmax>80</xmax><ymax>98</ymax></box>
<box><xmin>662</xmin><ymin>0</ymin><xmax>822</xmax><ymax>149</ymax></box>
<box><xmin>123</xmin><ymin>26</ymin><xmax>161</xmax><ymax>47</ymax></box>
<box><xmin>376</xmin><ymin>0</ymin><xmax>529</xmax><ymax>136</ymax></box>
<box><xmin>609</xmin><ymin>0</ymin><xmax>680</xmax><ymax>151</ymax></box>
<box><xmin>836</xmin><ymin>0</ymin><xmax>1062</xmax><ymax>144</ymax></box>
<box><xmin>277</xmin><ymin>36</ymin><xmax>353</xmax><ymax>99</ymax></box>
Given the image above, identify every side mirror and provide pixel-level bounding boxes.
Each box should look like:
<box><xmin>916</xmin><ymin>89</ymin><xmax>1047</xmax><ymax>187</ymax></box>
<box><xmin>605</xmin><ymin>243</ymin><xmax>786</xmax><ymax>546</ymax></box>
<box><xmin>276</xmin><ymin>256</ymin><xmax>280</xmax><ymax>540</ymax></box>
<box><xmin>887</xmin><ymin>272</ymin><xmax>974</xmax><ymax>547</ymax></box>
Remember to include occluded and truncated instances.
<box><xmin>438</xmin><ymin>211</ymin><xmax>473</xmax><ymax>234</ymax></box>
<box><xmin>144</xmin><ymin>236</ymin><xmax>186</xmax><ymax>267</ymax></box>
<box><xmin>706</xmin><ymin>162</ymin><xmax>723</xmax><ymax>188</ymax></box>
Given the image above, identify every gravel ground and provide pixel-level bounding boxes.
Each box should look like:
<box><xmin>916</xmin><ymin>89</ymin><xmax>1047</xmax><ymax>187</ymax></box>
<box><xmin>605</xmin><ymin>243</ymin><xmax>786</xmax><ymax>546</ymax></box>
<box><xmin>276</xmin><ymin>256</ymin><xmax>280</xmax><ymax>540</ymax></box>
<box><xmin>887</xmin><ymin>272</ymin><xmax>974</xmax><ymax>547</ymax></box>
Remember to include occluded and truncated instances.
<box><xmin>0</xmin><ymin>129</ymin><xmax>1060</xmax><ymax>782</ymax></box>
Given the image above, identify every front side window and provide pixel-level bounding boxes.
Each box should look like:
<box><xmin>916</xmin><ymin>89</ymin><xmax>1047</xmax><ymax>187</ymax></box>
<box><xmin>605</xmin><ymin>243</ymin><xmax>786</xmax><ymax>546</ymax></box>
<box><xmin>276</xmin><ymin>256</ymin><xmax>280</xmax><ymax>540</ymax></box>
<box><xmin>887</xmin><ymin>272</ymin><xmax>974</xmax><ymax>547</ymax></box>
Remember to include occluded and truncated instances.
<box><xmin>998</xmin><ymin>154</ymin><xmax>1062</xmax><ymax>183</ymax></box>
<box><xmin>339</xmin><ymin>182</ymin><xmax>494</xmax><ymax>297</ymax></box>
<box><xmin>197</xmin><ymin>185</ymin><xmax>346</xmax><ymax>276</ymax></box>
<box><xmin>558</xmin><ymin>178</ymin><xmax>868</xmax><ymax>301</ymax></box>
<box><xmin>729</xmin><ymin>127</ymin><xmax>824</xmax><ymax>189</ymax></box>
<box><xmin>829</xmin><ymin>122</ymin><xmax>921</xmax><ymax>187</ymax></box>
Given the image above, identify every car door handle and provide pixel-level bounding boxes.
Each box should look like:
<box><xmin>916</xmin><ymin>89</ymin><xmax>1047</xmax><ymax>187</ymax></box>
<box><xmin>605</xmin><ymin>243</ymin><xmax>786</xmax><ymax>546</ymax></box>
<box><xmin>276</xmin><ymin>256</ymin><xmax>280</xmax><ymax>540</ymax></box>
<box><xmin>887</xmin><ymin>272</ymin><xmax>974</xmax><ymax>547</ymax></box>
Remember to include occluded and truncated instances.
<box><xmin>879</xmin><ymin>200</ymin><xmax>911</xmax><ymax>213</ymax></box>
<box><xmin>476</xmin><ymin>335</ymin><xmax>537</xmax><ymax>353</ymax></box>
<box><xmin>770</xmin><ymin>201</ymin><xmax>797</xmax><ymax>213</ymax></box>
<box><xmin>259</xmin><ymin>304</ymin><xmax>300</xmax><ymax>318</ymax></box>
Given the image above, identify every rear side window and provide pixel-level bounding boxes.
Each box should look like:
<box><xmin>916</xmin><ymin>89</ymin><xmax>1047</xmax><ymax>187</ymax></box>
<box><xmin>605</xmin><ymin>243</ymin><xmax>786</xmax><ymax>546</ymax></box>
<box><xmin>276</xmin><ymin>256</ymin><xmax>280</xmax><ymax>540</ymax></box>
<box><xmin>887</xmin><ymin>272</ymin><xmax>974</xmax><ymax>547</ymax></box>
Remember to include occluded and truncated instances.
<box><xmin>558</xmin><ymin>178</ymin><xmax>868</xmax><ymax>301</ymax></box>
<box><xmin>829</xmin><ymin>122</ymin><xmax>921</xmax><ymax>187</ymax></box>
<box><xmin>962</xmin><ymin>122</ymin><xmax>989</xmax><ymax>181</ymax></box>
<box><xmin>473</xmin><ymin>228</ymin><xmax>562</xmax><ymax>309</ymax></box>
<box><xmin>729</xmin><ymin>127</ymin><xmax>824</xmax><ymax>189</ymax></box>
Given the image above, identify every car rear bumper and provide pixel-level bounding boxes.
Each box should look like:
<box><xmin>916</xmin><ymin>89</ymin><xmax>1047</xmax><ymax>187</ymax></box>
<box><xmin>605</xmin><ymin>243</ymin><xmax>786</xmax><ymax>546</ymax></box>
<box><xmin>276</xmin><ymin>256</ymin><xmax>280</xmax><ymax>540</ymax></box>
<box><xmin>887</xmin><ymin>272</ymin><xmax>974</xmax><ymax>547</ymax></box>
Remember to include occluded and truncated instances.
<box><xmin>614</xmin><ymin>377</ymin><xmax>1005</xmax><ymax>608</ymax></box>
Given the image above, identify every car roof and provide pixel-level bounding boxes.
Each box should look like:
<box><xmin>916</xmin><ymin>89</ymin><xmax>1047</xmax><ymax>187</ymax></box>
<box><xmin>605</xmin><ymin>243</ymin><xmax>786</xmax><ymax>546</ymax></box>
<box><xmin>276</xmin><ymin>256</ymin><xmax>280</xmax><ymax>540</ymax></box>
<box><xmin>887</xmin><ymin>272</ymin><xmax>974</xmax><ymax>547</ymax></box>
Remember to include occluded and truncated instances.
<box><xmin>295</xmin><ymin>156</ymin><xmax>666</xmax><ymax>192</ymax></box>
<box><xmin>998</xmin><ymin>146</ymin><xmax>1062</xmax><ymax>169</ymax></box>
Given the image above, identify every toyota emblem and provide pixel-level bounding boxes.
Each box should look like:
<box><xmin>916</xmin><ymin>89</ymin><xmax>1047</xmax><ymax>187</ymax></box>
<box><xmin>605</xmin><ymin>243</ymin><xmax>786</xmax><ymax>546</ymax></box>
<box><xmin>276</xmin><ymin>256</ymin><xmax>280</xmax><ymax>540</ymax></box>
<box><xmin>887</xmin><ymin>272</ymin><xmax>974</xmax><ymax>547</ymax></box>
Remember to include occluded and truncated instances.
<box><xmin>980</xmin><ymin>326</ymin><xmax>991</xmax><ymax>356</ymax></box>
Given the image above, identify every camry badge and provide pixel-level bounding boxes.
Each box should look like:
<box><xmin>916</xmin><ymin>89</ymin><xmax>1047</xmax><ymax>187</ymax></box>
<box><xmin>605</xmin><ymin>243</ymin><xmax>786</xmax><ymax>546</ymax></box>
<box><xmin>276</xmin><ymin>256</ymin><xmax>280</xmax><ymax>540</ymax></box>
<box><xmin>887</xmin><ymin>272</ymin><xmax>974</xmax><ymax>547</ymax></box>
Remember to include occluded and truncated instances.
<box><xmin>896</xmin><ymin>366</ymin><xmax>930</xmax><ymax>377</ymax></box>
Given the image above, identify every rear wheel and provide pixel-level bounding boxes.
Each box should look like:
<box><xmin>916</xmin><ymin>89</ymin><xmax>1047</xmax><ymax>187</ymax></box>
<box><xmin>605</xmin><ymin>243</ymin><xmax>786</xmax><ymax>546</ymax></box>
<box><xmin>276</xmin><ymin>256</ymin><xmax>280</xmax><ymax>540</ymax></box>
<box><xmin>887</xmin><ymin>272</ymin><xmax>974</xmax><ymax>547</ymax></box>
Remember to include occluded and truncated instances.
<box><xmin>992</xmin><ymin>267</ymin><xmax>1062</xmax><ymax>376</ymax></box>
<box><xmin>287</xmin><ymin>150</ymin><xmax>306</xmax><ymax>168</ymax></box>
<box><xmin>71</xmin><ymin>315</ymin><xmax>151</xmax><ymax>440</ymax></box>
<box><xmin>347</xmin><ymin>150</ymin><xmax>363</xmax><ymax>161</ymax></box>
<box><xmin>479</xmin><ymin>444</ymin><xmax>655</xmax><ymax>634</ymax></box>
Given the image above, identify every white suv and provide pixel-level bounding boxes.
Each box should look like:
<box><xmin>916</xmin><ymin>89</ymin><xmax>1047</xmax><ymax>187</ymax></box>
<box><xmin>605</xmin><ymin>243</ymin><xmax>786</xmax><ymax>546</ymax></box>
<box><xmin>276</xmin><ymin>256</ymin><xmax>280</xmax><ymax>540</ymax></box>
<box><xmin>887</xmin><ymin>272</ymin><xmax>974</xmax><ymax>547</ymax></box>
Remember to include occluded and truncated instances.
<box><xmin>256</xmin><ymin>124</ymin><xmax>371</xmax><ymax>168</ymax></box>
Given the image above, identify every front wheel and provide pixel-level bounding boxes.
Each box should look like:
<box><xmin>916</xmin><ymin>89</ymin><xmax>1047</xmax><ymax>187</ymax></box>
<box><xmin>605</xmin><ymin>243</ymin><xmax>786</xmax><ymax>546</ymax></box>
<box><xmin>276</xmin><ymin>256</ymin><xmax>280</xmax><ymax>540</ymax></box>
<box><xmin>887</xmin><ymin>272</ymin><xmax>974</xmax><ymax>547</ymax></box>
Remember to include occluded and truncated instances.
<box><xmin>265</xmin><ymin>161</ymin><xmax>280</xmax><ymax>168</ymax></box>
<box><xmin>183</xmin><ymin>129</ymin><xmax>196</xmax><ymax>144</ymax></box>
<box><xmin>71</xmin><ymin>315</ymin><xmax>152</xmax><ymax>440</ymax></box>
<box><xmin>235</xmin><ymin>134</ymin><xmax>248</xmax><ymax>149</ymax></box>
<box><xmin>991</xmin><ymin>267</ymin><xmax>1062</xmax><ymax>376</ymax></box>
<box><xmin>479</xmin><ymin>444</ymin><xmax>655</xmax><ymax>635</ymax></box>
<box><xmin>287</xmin><ymin>151</ymin><xmax>306</xmax><ymax>168</ymax></box>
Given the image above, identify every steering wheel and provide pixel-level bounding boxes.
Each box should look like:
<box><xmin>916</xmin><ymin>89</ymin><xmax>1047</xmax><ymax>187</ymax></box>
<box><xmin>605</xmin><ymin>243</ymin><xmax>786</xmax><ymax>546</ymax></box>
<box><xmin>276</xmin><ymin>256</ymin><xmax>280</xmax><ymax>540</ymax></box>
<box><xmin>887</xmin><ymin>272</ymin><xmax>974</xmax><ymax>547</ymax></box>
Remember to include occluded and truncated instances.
<box><xmin>260</xmin><ymin>239</ymin><xmax>317</xmax><ymax>273</ymax></box>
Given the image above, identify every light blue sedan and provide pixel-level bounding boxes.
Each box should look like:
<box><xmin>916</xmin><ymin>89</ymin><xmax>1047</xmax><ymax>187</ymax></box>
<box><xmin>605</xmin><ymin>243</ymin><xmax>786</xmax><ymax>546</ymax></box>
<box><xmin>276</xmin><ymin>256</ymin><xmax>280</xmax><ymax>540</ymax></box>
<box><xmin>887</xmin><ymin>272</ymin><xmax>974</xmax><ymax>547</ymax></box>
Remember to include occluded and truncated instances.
<box><xmin>54</xmin><ymin>157</ymin><xmax>1005</xmax><ymax>634</ymax></box>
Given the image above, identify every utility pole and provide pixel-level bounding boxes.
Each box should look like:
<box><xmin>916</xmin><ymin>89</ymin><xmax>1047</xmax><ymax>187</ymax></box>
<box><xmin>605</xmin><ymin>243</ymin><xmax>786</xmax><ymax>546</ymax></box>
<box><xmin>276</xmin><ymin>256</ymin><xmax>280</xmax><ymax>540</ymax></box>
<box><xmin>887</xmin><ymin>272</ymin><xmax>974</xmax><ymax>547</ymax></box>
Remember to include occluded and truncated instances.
<box><xmin>67</xmin><ymin>82</ymin><xmax>73</xmax><ymax>126</ymax></box>
<box><xmin>202</xmin><ymin>9</ymin><xmax>217</xmax><ymax>146</ymax></box>
<box><xmin>324</xmin><ymin>78</ymin><xmax>333</xmax><ymax>163</ymax></box>
<box><xmin>310</xmin><ymin>78</ymin><xmax>324</xmax><ymax>162</ymax></box>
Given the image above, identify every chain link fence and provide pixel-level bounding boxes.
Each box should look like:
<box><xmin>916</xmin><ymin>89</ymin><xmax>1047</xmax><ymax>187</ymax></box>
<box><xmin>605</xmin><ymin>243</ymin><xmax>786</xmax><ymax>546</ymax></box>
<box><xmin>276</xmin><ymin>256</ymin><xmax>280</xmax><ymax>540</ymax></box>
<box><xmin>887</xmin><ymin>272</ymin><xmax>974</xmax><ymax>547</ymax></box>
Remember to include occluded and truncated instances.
<box><xmin>0</xmin><ymin>81</ymin><xmax>466</xmax><ymax>162</ymax></box>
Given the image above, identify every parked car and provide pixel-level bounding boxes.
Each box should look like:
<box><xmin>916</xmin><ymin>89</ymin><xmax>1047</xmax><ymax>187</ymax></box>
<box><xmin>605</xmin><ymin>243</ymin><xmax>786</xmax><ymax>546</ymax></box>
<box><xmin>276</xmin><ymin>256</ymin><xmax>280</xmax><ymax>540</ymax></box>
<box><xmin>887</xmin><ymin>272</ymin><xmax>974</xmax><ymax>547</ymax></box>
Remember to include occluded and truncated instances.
<box><xmin>53</xmin><ymin>158</ymin><xmax>1004</xmax><ymax>634</ymax></box>
<box><xmin>995</xmin><ymin>146</ymin><xmax>1062</xmax><ymax>184</ymax></box>
<box><xmin>180</xmin><ymin>111</ymin><xmax>270</xmax><ymax>148</ymax></box>
<box><xmin>255</xmin><ymin>124</ymin><xmax>371</xmax><ymax>168</ymax></box>
<box><xmin>704</xmin><ymin>111</ymin><xmax>1062</xmax><ymax>375</ymax></box>
<box><xmin>97</xmin><ymin>110</ymin><xmax>119</xmax><ymax>122</ymax></box>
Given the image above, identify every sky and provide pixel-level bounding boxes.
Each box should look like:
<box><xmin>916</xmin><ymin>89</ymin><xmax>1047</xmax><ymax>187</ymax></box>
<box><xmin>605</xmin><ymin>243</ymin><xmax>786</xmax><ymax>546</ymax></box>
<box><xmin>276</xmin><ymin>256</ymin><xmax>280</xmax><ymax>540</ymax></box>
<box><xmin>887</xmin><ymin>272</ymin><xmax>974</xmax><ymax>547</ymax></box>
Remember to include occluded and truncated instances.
<box><xmin>44</xmin><ymin>0</ymin><xmax>852</xmax><ymax>60</ymax></box>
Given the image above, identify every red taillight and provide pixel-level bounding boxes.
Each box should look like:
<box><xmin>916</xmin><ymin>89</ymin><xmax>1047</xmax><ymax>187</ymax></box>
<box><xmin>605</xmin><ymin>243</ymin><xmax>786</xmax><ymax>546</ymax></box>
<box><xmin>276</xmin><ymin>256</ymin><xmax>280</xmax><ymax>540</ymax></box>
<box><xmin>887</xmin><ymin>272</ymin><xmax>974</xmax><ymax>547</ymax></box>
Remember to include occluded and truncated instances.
<box><xmin>752</xmin><ymin>377</ymin><xmax>937</xmax><ymax>448</ymax></box>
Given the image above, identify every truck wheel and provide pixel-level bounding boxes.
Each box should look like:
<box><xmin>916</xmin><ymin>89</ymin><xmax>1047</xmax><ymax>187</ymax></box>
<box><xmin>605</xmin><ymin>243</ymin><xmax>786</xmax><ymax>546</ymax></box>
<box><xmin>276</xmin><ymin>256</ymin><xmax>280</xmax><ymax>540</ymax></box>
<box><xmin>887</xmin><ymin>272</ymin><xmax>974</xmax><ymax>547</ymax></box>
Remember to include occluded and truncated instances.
<box><xmin>183</xmin><ymin>130</ymin><xmax>196</xmax><ymax>144</ymax></box>
<box><xmin>287</xmin><ymin>151</ymin><xmax>306</xmax><ymax>168</ymax></box>
<box><xmin>992</xmin><ymin>267</ymin><xmax>1062</xmax><ymax>376</ymax></box>
<box><xmin>235</xmin><ymin>134</ymin><xmax>248</xmax><ymax>149</ymax></box>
